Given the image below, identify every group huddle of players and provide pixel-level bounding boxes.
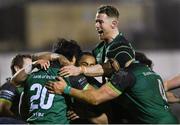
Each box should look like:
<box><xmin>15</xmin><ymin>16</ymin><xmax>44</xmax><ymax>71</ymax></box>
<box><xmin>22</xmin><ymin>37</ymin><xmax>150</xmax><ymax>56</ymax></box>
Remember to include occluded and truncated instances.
<box><xmin>0</xmin><ymin>5</ymin><xmax>179</xmax><ymax>124</ymax></box>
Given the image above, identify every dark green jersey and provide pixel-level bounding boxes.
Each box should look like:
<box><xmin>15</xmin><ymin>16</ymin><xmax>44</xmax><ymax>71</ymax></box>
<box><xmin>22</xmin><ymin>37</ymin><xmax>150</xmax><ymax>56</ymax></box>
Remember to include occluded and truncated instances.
<box><xmin>108</xmin><ymin>63</ymin><xmax>178</xmax><ymax>123</ymax></box>
<box><xmin>24</xmin><ymin>62</ymin><xmax>89</xmax><ymax>124</ymax></box>
<box><xmin>0</xmin><ymin>79</ymin><xmax>23</xmax><ymax>118</ymax></box>
<box><xmin>25</xmin><ymin>64</ymin><xmax>69</xmax><ymax>124</ymax></box>
<box><xmin>92</xmin><ymin>33</ymin><xmax>135</xmax><ymax>68</ymax></box>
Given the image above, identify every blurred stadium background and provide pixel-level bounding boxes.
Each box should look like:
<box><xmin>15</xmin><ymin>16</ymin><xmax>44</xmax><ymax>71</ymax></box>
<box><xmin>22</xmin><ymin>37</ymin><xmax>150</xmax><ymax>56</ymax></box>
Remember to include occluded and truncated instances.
<box><xmin>0</xmin><ymin>0</ymin><xmax>180</xmax><ymax>121</ymax></box>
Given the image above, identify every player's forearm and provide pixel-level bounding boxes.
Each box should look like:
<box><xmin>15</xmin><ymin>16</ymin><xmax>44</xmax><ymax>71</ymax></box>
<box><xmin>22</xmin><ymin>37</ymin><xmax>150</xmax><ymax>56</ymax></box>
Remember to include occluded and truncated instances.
<box><xmin>164</xmin><ymin>75</ymin><xmax>180</xmax><ymax>91</ymax></box>
<box><xmin>32</xmin><ymin>52</ymin><xmax>52</xmax><ymax>61</ymax></box>
<box><xmin>11</xmin><ymin>62</ymin><xmax>37</xmax><ymax>86</ymax></box>
<box><xmin>69</xmin><ymin>88</ymin><xmax>101</xmax><ymax>105</ymax></box>
<box><xmin>81</xmin><ymin>64</ymin><xmax>104</xmax><ymax>77</ymax></box>
<box><xmin>166</xmin><ymin>92</ymin><xmax>180</xmax><ymax>103</ymax></box>
<box><xmin>69</xmin><ymin>84</ymin><xmax>117</xmax><ymax>105</ymax></box>
<box><xmin>32</xmin><ymin>52</ymin><xmax>70</xmax><ymax>66</ymax></box>
<box><xmin>11</xmin><ymin>68</ymin><xmax>29</xmax><ymax>86</ymax></box>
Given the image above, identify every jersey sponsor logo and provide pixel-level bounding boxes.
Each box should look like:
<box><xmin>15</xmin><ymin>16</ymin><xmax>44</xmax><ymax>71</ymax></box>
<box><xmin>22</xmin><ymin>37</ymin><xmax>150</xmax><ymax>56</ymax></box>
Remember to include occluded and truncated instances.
<box><xmin>32</xmin><ymin>112</ymin><xmax>45</xmax><ymax>117</ymax></box>
<box><xmin>142</xmin><ymin>71</ymin><xmax>157</xmax><ymax>76</ymax></box>
<box><xmin>78</xmin><ymin>77</ymin><xmax>86</xmax><ymax>83</ymax></box>
<box><xmin>69</xmin><ymin>75</ymin><xmax>88</xmax><ymax>89</ymax></box>
<box><xmin>32</xmin><ymin>75</ymin><xmax>56</xmax><ymax>80</ymax></box>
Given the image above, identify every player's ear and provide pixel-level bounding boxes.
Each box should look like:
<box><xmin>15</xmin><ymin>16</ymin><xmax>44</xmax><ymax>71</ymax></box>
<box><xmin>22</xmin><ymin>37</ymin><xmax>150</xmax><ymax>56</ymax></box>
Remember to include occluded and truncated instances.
<box><xmin>111</xmin><ymin>20</ymin><xmax>118</xmax><ymax>29</ymax></box>
<box><xmin>14</xmin><ymin>66</ymin><xmax>20</xmax><ymax>72</ymax></box>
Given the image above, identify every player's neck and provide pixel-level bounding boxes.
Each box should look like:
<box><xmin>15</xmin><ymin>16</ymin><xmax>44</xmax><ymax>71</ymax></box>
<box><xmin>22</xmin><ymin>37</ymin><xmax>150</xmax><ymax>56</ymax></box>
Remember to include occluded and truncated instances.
<box><xmin>105</xmin><ymin>30</ymin><xmax>119</xmax><ymax>43</ymax></box>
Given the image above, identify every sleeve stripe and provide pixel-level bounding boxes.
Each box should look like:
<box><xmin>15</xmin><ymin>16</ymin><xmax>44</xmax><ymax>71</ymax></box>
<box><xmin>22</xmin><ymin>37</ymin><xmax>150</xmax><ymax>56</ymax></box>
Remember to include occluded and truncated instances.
<box><xmin>115</xmin><ymin>51</ymin><xmax>134</xmax><ymax>59</ymax></box>
<box><xmin>108</xmin><ymin>45</ymin><xmax>132</xmax><ymax>52</ymax></box>
<box><xmin>106</xmin><ymin>82</ymin><xmax>122</xmax><ymax>95</ymax></box>
<box><xmin>0</xmin><ymin>98</ymin><xmax>12</xmax><ymax>105</ymax></box>
<box><xmin>83</xmin><ymin>84</ymin><xmax>89</xmax><ymax>90</ymax></box>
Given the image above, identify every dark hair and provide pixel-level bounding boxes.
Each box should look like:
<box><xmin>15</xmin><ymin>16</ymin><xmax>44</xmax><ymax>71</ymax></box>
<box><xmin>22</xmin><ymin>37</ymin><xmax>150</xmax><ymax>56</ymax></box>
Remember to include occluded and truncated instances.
<box><xmin>52</xmin><ymin>38</ymin><xmax>82</xmax><ymax>64</ymax></box>
<box><xmin>80</xmin><ymin>51</ymin><xmax>97</xmax><ymax>64</ymax></box>
<box><xmin>11</xmin><ymin>54</ymin><xmax>32</xmax><ymax>75</ymax></box>
<box><xmin>135</xmin><ymin>52</ymin><xmax>153</xmax><ymax>68</ymax></box>
<box><xmin>82</xmin><ymin>51</ymin><xmax>94</xmax><ymax>57</ymax></box>
<box><xmin>97</xmin><ymin>5</ymin><xmax>119</xmax><ymax>19</ymax></box>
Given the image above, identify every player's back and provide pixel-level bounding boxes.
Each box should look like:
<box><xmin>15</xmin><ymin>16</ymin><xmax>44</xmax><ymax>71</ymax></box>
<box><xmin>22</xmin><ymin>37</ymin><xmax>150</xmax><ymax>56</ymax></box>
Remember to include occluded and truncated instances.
<box><xmin>123</xmin><ymin>63</ymin><xmax>178</xmax><ymax>123</ymax></box>
<box><xmin>24</xmin><ymin>61</ymin><xmax>69</xmax><ymax>124</ymax></box>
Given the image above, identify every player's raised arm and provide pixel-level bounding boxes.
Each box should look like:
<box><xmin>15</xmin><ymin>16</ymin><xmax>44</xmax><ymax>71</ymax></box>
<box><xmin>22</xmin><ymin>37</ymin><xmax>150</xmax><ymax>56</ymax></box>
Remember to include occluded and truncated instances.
<box><xmin>11</xmin><ymin>59</ymin><xmax>50</xmax><ymax>86</ymax></box>
<box><xmin>32</xmin><ymin>52</ymin><xmax>71</xmax><ymax>66</ymax></box>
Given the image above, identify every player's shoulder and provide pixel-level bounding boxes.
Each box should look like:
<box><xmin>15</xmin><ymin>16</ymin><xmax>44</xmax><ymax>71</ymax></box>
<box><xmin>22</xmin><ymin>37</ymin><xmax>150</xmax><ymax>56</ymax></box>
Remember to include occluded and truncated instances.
<box><xmin>109</xmin><ymin>40</ymin><xmax>130</xmax><ymax>52</ymax></box>
<box><xmin>93</xmin><ymin>41</ymin><xmax>105</xmax><ymax>51</ymax></box>
<box><xmin>0</xmin><ymin>78</ymin><xmax>15</xmax><ymax>90</ymax></box>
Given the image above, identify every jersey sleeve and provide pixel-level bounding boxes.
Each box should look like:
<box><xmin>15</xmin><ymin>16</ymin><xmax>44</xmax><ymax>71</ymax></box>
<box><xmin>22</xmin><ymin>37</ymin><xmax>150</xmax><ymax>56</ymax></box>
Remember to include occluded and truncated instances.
<box><xmin>107</xmin><ymin>42</ymin><xmax>135</xmax><ymax>68</ymax></box>
<box><xmin>68</xmin><ymin>74</ymin><xmax>89</xmax><ymax>90</ymax></box>
<box><xmin>108</xmin><ymin>69</ymin><xmax>135</xmax><ymax>93</ymax></box>
<box><xmin>0</xmin><ymin>82</ymin><xmax>16</xmax><ymax>103</ymax></box>
<box><xmin>86</xmin><ymin>76</ymin><xmax>102</xmax><ymax>88</ymax></box>
<box><xmin>101</xmin><ymin>59</ymin><xmax>120</xmax><ymax>77</ymax></box>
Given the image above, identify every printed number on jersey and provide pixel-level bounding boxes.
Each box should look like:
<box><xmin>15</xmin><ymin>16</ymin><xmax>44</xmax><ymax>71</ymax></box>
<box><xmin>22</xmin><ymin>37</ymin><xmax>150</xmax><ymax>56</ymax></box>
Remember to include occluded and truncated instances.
<box><xmin>30</xmin><ymin>83</ymin><xmax>55</xmax><ymax>111</ymax></box>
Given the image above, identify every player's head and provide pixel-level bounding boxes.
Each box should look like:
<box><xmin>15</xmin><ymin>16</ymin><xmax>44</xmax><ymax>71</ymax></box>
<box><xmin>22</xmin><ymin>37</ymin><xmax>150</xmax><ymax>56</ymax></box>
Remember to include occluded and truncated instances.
<box><xmin>97</xmin><ymin>5</ymin><xmax>119</xmax><ymax>19</ymax></box>
<box><xmin>52</xmin><ymin>38</ymin><xmax>82</xmax><ymax>65</ymax></box>
<box><xmin>135</xmin><ymin>51</ymin><xmax>153</xmax><ymax>69</ymax></box>
<box><xmin>95</xmin><ymin>5</ymin><xmax>119</xmax><ymax>41</ymax></box>
<box><xmin>10</xmin><ymin>54</ymin><xmax>32</xmax><ymax>75</ymax></box>
<box><xmin>79</xmin><ymin>52</ymin><xmax>96</xmax><ymax>67</ymax></box>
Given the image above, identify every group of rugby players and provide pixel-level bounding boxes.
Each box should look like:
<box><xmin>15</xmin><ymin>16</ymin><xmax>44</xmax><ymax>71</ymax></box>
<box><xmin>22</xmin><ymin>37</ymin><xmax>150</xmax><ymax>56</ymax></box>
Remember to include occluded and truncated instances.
<box><xmin>0</xmin><ymin>5</ymin><xmax>179</xmax><ymax>124</ymax></box>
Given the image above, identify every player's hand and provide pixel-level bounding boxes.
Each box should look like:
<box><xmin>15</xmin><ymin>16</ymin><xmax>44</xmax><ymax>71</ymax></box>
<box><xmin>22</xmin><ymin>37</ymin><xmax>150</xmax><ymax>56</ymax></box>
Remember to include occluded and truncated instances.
<box><xmin>166</xmin><ymin>91</ymin><xmax>180</xmax><ymax>103</ymax></box>
<box><xmin>67</xmin><ymin>110</ymin><xmax>80</xmax><ymax>120</ymax></box>
<box><xmin>60</xmin><ymin>65</ymin><xmax>81</xmax><ymax>77</ymax></box>
<box><xmin>34</xmin><ymin>59</ymin><xmax>50</xmax><ymax>70</ymax></box>
<box><xmin>45</xmin><ymin>76</ymin><xmax>67</xmax><ymax>94</ymax></box>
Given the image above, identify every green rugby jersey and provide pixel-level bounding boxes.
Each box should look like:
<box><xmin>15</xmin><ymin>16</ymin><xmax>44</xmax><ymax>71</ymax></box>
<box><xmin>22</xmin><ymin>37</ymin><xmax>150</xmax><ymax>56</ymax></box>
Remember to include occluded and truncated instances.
<box><xmin>25</xmin><ymin>63</ymin><xmax>69</xmax><ymax>124</ymax></box>
<box><xmin>108</xmin><ymin>63</ymin><xmax>178</xmax><ymax>123</ymax></box>
<box><xmin>0</xmin><ymin>79</ymin><xmax>24</xmax><ymax>118</ymax></box>
<box><xmin>92</xmin><ymin>33</ymin><xmax>135</xmax><ymax>68</ymax></box>
<box><xmin>24</xmin><ymin>61</ymin><xmax>89</xmax><ymax>124</ymax></box>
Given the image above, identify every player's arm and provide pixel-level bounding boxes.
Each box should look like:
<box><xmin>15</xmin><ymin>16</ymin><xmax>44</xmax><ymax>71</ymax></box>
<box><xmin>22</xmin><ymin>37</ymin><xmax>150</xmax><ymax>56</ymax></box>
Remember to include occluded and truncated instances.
<box><xmin>72</xmin><ymin>83</ymin><xmax>121</xmax><ymax>105</ymax></box>
<box><xmin>67</xmin><ymin>75</ymin><xmax>108</xmax><ymax>123</ymax></box>
<box><xmin>60</xmin><ymin>43</ymin><xmax>135</xmax><ymax>78</ymax></box>
<box><xmin>166</xmin><ymin>91</ymin><xmax>180</xmax><ymax>103</ymax></box>
<box><xmin>11</xmin><ymin>59</ymin><xmax>50</xmax><ymax>86</ymax></box>
<box><xmin>164</xmin><ymin>74</ymin><xmax>180</xmax><ymax>91</ymax></box>
<box><xmin>0</xmin><ymin>99</ymin><xmax>14</xmax><ymax>117</ymax></box>
<box><xmin>0</xmin><ymin>84</ymin><xmax>16</xmax><ymax>117</ymax></box>
<box><xmin>46</xmin><ymin>76</ymin><xmax>120</xmax><ymax>105</ymax></box>
<box><xmin>60</xmin><ymin>64</ymin><xmax>104</xmax><ymax>77</ymax></box>
<box><xmin>60</xmin><ymin>59</ymin><xmax>121</xmax><ymax>77</ymax></box>
<box><xmin>68</xmin><ymin>74</ymin><xmax>98</xmax><ymax>91</ymax></box>
<box><xmin>32</xmin><ymin>52</ymin><xmax>70</xmax><ymax>66</ymax></box>
<box><xmin>46</xmin><ymin>69</ymin><xmax>134</xmax><ymax>105</ymax></box>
